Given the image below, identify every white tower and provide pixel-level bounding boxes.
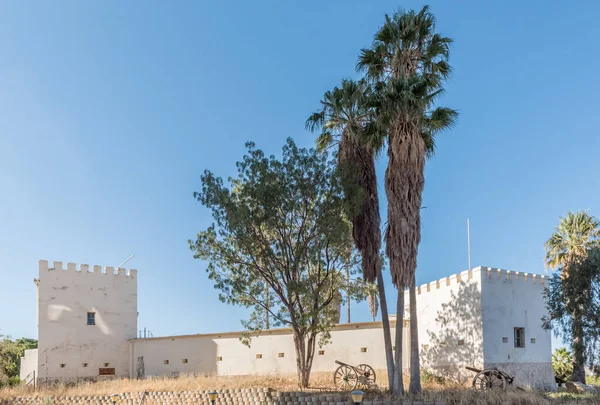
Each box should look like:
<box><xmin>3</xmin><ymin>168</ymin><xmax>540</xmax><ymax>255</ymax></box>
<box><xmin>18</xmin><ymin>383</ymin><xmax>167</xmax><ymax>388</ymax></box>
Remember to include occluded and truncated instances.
<box><xmin>34</xmin><ymin>260</ymin><xmax>138</xmax><ymax>383</ymax></box>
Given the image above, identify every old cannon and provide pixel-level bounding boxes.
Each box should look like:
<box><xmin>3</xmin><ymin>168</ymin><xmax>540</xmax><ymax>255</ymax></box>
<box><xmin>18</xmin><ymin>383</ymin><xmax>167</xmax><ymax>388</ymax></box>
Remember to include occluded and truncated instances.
<box><xmin>333</xmin><ymin>360</ymin><xmax>377</xmax><ymax>390</ymax></box>
<box><xmin>465</xmin><ymin>366</ymin><xmax>525</xmax><ymax>391</ymax></box>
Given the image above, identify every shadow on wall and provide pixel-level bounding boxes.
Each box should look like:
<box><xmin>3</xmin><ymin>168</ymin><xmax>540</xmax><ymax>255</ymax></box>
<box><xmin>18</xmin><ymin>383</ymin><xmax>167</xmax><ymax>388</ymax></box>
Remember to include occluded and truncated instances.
<box><xmin>421</xmin><ymin>281</ymin><xmax>482</xmax><ymax>384</ymax></box>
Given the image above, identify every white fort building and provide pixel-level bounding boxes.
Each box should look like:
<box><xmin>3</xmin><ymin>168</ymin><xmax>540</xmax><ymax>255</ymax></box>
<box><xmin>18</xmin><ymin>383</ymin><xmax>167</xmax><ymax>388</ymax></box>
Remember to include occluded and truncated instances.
<box><xmin>20</xmin><ymin>260</ymin><xmax>555</xmax><ymax>389</ymax></box>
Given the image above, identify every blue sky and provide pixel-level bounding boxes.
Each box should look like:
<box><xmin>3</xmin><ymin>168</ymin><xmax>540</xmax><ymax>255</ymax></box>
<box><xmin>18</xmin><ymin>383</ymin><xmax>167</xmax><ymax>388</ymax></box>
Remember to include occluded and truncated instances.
<box><xmin>1</xmin><ymin>1</ymin><xmax>599</xmax><ymax>347</ymax></box>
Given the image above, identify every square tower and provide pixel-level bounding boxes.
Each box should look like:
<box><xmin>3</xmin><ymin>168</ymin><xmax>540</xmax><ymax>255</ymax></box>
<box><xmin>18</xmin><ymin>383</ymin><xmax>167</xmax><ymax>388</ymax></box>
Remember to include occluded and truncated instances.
<box><xmin>36</xmin><ymin>260</ymin><xmax>138</xmax><ymax>383</ymax></box>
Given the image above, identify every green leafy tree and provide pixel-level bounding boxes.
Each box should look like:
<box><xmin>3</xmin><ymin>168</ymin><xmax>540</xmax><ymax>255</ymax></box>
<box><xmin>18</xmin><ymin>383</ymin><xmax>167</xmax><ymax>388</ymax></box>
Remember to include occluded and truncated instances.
<box><xmin>0</xmin><ymin>336</ymin><xmax>37</xmax><ymax>387</ymax></box>
<box><xmin>552</xmin><ymin>348</ymin><xmax>574</xmax><ymax>382</ymax></box>
<box><xmin>358</xmin><ymin>6</ymin><xmax>457</xmax><ymax>394</ymax></box>
<box><xmin>543</xmin><ymin>247</ymin><xmax>600</xmax><ymax>383</ymax></box>
<box><xmin>544</xmin><ymin>211</ymin><xmax>600</xmax><ymax>382</ymax></box>
<box><xmin>189</xmin><ymin>138</ymin><xmax>369</xmax><ymax>388</ymax></box>
<box><xmin>306</xmin><ymin>79</ymin><xmax>396</xmax><ymax>388</ymax></box>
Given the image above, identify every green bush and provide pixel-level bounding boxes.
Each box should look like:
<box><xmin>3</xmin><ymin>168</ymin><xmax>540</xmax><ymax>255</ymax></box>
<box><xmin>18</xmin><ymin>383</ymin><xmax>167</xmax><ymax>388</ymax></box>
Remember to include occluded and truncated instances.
<box><xmin>421</xmin><ymin>368</ymin><xmax>446</xmax><ymax>385</ymax></box>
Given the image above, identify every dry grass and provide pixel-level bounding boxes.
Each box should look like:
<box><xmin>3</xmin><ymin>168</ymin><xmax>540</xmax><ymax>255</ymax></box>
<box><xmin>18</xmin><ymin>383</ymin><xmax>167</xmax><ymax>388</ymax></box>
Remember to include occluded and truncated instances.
<box><xmin>1</xmin><ymin>371</ymin><xmax>599</xmax><ymax>404</ymax></box>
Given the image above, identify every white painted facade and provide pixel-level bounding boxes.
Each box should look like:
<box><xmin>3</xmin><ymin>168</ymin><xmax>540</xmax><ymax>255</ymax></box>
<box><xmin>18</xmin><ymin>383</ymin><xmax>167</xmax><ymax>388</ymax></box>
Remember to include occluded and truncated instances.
<box><xmin>34</xmin><ymin>260</ymin><xmax>137</xmax><ymax>383</ymax></box>
<box><xmin>23</xmin><ymin>261</ymin><xmax>554</xmax><ymax>390</ymax></box>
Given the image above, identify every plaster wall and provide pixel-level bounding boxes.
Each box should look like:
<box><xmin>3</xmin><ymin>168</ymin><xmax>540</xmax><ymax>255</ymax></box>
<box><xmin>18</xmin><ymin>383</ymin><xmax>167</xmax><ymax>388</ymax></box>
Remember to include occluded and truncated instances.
<box><xmin>409</xmin><ymin>268</ymin><xmax>485</xmax><ymax>382</ymax></box>
<box><xmin>37</xmin><ymin>260</ymin><xmax>137</xmax><ymax>382</ymax></box>
<box><xmin>480</xmin><ymin>267</ymin><xmax>554</xmax><ymax>389</ymax></box>
<box><xmin>19</xmin><ymin>349</ymin><xmax>38</xmax><ymax>382</ymax></box>
<box><xmin>130</xmin><ymin>321</ymin><xmax>408</xmax><ymax>378</ymax></box>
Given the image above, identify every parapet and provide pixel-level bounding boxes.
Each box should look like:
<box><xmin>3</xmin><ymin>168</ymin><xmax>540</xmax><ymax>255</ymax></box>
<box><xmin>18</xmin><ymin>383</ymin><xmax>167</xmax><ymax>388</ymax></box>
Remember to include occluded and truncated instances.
<box><xmin>414</xmin><ymin>266</ymin><xmax>546</xmax><ymax>296</ymax></box>
<box><xmin>39</xmin><ymin>259</ymin><xmax>138</xmax><ymax>278</ymax></box>
<box><xmin>480</xmin><ymin>266</ymin><xmax>546</xmax><ymax>285</ymax></box>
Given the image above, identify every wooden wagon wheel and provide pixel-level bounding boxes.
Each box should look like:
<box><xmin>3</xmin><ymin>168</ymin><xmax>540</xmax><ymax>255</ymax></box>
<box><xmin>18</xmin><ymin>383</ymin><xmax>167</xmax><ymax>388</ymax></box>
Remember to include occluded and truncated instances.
<box><xmin>334</xmin><ymin>364</ymin><xmax>358</xmax><ymax>391</ymax></box>
<box><xmin>356</xmin><ymin>364</ymin><xmax>376</xmax><ymax>388</ymax></box>
<box><xmin>472</xmin><ymin>370</ymin><xmax>506</xmax><ymax>391</ymax></box>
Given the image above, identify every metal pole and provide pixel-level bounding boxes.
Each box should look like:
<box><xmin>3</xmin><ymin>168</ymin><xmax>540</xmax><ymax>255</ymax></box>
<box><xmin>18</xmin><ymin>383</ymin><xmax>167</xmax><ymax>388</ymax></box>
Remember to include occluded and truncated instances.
<box><xmin>117</xmin><ymin>254</ymin><xmax>135</xmax><ymax>269</ymax></box>
<box><xmin>346</xmin><ymin>262</ymin><xmax>350</xmax><ymax>323</ymax></box>
<box><xmin>467</xmin><ymin>218</ymin><xmax>471</xmax><ymax>271</ymax></box>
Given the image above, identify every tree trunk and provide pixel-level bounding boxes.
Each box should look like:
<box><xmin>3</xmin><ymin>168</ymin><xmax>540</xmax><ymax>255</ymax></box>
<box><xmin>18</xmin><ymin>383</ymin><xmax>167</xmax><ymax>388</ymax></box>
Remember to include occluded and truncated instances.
<box><xmin>392</xmin><ymin>289</ymin><xmax>405</xmax><ymax>396</ymax></box>
<box><xmin>572</xmin><ymin>316</ymin><xmax>586</xmax><ymax>383</ymax></box>
<box><xmin>408</xmin><ymin>276</ymin><xmax>421</xmax><ymax>393</ymax></box>
<box><xmin>293</xmin><ymin>330</ymin><xmax>317</xmax><ymax>388</ymax></box>
<box><xmin>377</xmin><ymin>269</ymin><xmax>395</xmax><ymax>390</ymax></box>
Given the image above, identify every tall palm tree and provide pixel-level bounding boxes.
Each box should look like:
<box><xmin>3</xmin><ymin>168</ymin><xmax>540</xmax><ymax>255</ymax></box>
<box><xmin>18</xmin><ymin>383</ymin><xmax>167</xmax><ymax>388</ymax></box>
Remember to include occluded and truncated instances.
<box><xmin>306</xmin><ymin>79</ymin><xmax>396</xmax><ymax>389</ymax></box>
<box><xmin>545</xmin><ymin>210</ymin><xmax>600</xmax><ymax>382</ymax></box>
<box><xmin>358</xmin><ymin>6</ymin><xmax>457</xmax><ymax>394</ymax></box>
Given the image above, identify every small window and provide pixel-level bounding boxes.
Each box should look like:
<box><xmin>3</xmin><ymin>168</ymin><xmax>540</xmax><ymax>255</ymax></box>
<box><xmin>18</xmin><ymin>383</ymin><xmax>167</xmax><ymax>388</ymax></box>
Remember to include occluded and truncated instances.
<box><xmin>60</xmin><ymin>364</ymin><xmax>66</xmax><ymax>368</ymax></box>
<box><xmin>423</xmin><ymin>344</ymin><xmax>429</xmax><ymax>350</ymax></box>
<box><xmin>318</xmin><ymin>350</ymin><xmax>325</xmax><ymax>356</ymax></box>
<box><xmin>104</xmin><ymin>363</ymin><xmax>110</xmax><ymax>367</ymax></box>
<box><xmin>530</xmin><ymin>338</ymin><xmax>536</xmax><ymax>344</ymax></box>
<box><xmin>392</xmin><ymin>346</ymin><xmax>395</xmax><ymax>351</ymax></box>
<box><xmin>217</xmin><ymin>356</ymin><xmax>223</xmax><ymax>361</ymax></box>
<box><xmin>83</xmin><ymin>363</ymin><xmax>88</xmax><ymax>368</ymax></box>
<box><xmin>514</xmin><ymin>327</ymin><xmax>525</xmax><ymax>348</ymax></box>
<box><xmin>457</xmin><ymin>339</ymin><xmax>465</xmax><ymax>346</ymax></box>
<box><xmin>360</xmin><ymin>347</ymin><xmax>367</xmax><ymax>353</ymax></box>
<box><xmin>87</xmin><ymin>312</ymin><xmax>95</xmax><ymax>325</ymax></box>
<box><xmin>181</xmin><ymin>359</ymin><xmax>188</xmax><ymax>364</ymax></box>
<box><xmin>164</xmin><ymin>360</ymin><xmax>169</xmax><ymax>365</ymax></box>
<box><xmin>256</xmin><ymin>354</ymin><xmax>262</xmax><ymax>359</ymax></box>
<box><xmin>278</xmin><ymin>353</ymin><xmax>284</xmax><ymax>358</ymax></box>
<box><xmin>502</xmin><ymin>337</ymin><xmax>509</xmax><ymax>343</ymax></box>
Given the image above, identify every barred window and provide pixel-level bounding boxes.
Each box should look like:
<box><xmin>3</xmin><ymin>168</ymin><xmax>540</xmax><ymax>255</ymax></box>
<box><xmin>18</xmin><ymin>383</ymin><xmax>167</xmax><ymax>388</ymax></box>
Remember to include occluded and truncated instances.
<box><xmin>514</xmin><ymin>327</ymin><xmax>525</xmax><ymax>348</ymax></box>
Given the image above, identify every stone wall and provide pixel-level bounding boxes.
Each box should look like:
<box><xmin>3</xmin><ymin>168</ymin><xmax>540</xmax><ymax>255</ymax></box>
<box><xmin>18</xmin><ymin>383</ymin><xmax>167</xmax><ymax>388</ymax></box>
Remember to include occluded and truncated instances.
<box><xmin>0</xmin><ymin>388</ymin><xmax>448</xmax><ymax>405</ymax></box>
<box><xmin>484</xmin><ymin>362</ymin><xmax>555</xmax><ymax>391</ymax></box>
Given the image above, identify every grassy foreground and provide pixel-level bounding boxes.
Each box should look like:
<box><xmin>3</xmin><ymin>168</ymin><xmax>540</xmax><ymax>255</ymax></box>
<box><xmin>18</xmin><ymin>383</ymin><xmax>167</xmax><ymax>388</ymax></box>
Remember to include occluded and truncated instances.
<box><xmin>1</xmin><ymin>371</ymin><xmax>599</xmax><ymax>404</ymax></box>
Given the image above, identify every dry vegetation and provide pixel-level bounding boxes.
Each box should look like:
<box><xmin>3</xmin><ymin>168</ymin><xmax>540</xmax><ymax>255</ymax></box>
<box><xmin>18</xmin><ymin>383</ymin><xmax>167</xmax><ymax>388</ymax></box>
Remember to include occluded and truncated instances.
<box><xmin>1</xmin><ymin>371</ymin><xmax>599</xmax><ymax>404</ymax></box>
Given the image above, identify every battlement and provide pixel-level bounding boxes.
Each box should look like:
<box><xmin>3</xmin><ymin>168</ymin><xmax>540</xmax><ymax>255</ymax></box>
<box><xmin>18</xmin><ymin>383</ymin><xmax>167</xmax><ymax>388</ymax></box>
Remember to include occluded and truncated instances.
<box><xmin>479</xmin><ymin>265</ymin><xmax>546</xmax><ymax>285</ymax></box>
<box><xmin>414</xmin><ymin>266</ymin><xmax>546</xmax><ymax>296</ymax></box>
<box><xmin>39</xmin><ymin>260</ymin><xmax>137</xmax><ymax>278</ymax></box>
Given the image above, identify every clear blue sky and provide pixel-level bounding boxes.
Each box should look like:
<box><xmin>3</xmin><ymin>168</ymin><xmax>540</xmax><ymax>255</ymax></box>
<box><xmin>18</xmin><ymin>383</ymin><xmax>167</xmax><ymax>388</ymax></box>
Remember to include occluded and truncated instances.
<box><xmin>1</xmin><ymin>1</ymin><xmax>599</xmax><ymax>345</ymax></box>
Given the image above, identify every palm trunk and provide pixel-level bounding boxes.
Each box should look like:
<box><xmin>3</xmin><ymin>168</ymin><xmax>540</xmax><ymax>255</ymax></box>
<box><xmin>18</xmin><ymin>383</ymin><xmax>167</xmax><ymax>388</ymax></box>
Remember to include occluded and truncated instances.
<box><xmin>572</xmin><ymin>316</ymin><xmax>586</xmax><ymax>383</ymax></box>
<box><xmin>408</xmin><ymin>275</ymin><xmax>421</xmax><ymax>393</ymax></box>
<box><xmin>377</xmin><ymin>269</ymin><xmax>395</xmax><ymax>390</ymax></box>
<box><xmin>392</xmin><ymin>289</ymin><xmax>405</xmax><ymax>396</ymax></box>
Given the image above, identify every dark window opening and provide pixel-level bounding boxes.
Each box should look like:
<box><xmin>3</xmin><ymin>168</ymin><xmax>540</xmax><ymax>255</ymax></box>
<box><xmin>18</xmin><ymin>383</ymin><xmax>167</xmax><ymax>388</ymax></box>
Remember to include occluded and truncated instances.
<box><xmin>514</xmin><ymin>327</ymin><xmax>525</xmax><ymax>348</ymax></box>
<box><xmin>87</xmin><ymin>312</ymin><xmax>95</xmax><ymax>325</ymax></box>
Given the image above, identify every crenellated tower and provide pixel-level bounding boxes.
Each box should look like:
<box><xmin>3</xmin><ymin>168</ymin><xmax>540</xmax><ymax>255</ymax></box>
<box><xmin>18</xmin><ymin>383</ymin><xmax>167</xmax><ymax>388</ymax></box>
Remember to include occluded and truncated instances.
<box><xmin>35</xmin><ymin>260</ymin><xmax>138</xmax><ymax>383</ymax></box>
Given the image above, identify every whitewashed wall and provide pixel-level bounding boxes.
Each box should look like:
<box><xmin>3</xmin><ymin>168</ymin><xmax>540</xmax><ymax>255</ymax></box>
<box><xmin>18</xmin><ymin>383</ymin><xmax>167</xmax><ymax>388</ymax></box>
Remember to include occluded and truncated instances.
<box><xmin>19</xmin><ymin>349</ymin><xmax>38</xmax><ymax>382</ymax></box>
<box><xmin>130</xmin><ymin>321</ymin><xmax>408</xmax><ymax>378</ymax></box>
<box><xmin>409</xmin><ymin>268</ymin><xmax>485</xmax><ymax>382</ymax></box>
<box><xmin>37</xmin><ymin>260</ymin><xmax>137</xmax><ymax>382</ymax></box>
<box><xmin>480</xmin><ymin>267</ymin><xmax>554</xmax><ymax>389</ymax></box>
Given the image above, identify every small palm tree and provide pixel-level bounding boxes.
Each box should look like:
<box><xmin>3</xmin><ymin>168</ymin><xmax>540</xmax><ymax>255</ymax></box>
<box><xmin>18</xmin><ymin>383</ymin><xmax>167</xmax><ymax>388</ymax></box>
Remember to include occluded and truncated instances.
<box><xmin>552</xmin><ymin>348</ymin><xmax>574</xmax><ymax>383</ymax></box>
<box><xmin>545</xmin><ymin>211</ymin><xmax>600</xmax><ymax>274</ymax></box>
<box><xmin>358</xmin><ymin>6</ymin><xmax>457</xmax><ymax>394</ymax></box>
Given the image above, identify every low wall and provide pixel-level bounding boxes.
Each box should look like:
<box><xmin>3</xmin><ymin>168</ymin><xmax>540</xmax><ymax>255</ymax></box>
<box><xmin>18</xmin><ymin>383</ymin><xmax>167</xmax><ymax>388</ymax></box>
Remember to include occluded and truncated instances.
<box><xmin>1</xmin><ymin>388</ymin><xmax>448</xmax><ymax>405</ymax></box>
<box><xmin>484</xmin><ymin>362</ymin><xmax>555</xmax><ymax>391</ymax></box>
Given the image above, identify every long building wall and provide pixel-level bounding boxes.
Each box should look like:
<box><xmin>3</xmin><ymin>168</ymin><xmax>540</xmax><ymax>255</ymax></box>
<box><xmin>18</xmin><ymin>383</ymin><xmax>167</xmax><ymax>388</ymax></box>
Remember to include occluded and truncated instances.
<box><xmin>26</xmin><ymin>260</ymin><xmax>554</xmax><ymax>390</ymax></box>
<box><xmin>129</xmin><ymin>321</ymin><xmax>409</xmax><ymax>378</ymax></box>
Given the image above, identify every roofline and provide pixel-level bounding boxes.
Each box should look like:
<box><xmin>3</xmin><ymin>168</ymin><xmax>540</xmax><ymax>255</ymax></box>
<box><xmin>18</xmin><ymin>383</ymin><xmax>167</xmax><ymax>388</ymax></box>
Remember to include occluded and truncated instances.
<box><xmin>128</xmin><ymin>320</ymin><xmax>398</xmax><ymax>342</ymax></box>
